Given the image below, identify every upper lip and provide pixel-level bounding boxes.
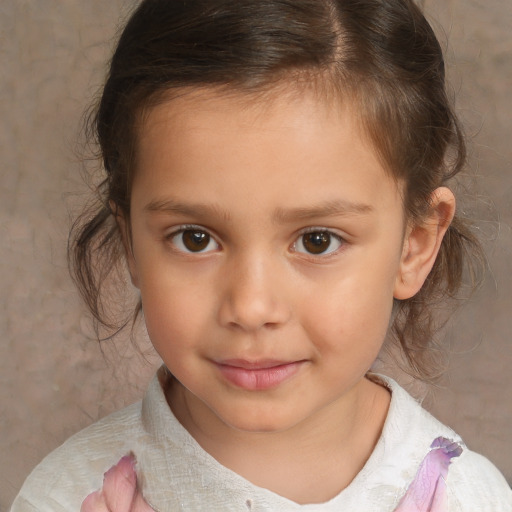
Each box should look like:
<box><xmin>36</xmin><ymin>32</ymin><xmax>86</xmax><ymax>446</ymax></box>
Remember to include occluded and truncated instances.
<box><xmin>216</xmin><ymin>359</ymin><xmax>300</xmax><ymax>370</ymax></box>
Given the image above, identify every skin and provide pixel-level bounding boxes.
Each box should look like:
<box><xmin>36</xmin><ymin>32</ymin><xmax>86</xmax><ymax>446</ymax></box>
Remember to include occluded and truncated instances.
<box><xmin>114</xmin><ymin>87</ymin><xmax>454</xmax><ymax>505</ymax></box>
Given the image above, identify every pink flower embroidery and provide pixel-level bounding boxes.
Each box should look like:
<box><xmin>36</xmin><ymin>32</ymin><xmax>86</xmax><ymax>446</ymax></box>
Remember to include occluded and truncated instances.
<box><xmin>394</xmin><ymin>437</ymin><xmax>463</xmax><ymax>512</ymax></box>
<box><xmin>81</xmin><ymin>454</ymin><xmax>155</xmax><ymax>512</ymax></box>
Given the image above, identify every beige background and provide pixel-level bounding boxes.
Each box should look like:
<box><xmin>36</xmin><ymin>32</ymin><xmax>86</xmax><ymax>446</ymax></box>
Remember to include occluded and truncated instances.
<box><xmin>1</xmin><ymin>0</ymin><xmax>511</xmax><ymax>508</ymax></box>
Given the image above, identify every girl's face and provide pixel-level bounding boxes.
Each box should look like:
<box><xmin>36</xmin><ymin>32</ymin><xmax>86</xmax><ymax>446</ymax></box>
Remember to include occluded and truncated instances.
<box><xmin>126</xmin><ymin>88</ymin><xmax>408</xmax><ymax>434</ymax></box>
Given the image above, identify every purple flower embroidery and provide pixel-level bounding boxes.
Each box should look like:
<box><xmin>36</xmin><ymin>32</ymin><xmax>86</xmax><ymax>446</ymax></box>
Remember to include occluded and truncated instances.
<box><xmin>394</xmin><ymin>437</ymin><xmax>463</xmax><ymax>512</ymax></box>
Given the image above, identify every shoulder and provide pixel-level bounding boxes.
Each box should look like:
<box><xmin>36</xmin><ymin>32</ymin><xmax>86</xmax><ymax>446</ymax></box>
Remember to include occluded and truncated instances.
<box><xmin>10</xmin><ymin>400</ymin><xmax>144</xmax><ymax>511</ymax></box>
<box><xmin>369</xmin><ymin>374</ymin><xmax>512</xmax><ymax>509</ymax></box>
<box><xmin>370</xmin><ymin>373</ymin><xmax>463</xmax><ymax>449</ymax></box>
<box><xmin>447</xmin><ymin>448</ymin><xmax>512</xmax><ymax>510</ymax></box>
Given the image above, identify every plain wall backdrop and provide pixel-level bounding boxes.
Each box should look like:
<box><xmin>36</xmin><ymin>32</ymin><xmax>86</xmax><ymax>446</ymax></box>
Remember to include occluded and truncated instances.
<box><xmin>1</xmin><ymin>0</ymin><xmax>511</xmax><ymax>508</ymax></box>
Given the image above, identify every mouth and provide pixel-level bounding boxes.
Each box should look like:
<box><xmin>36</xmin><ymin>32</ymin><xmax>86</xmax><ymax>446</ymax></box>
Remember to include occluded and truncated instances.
<box><xmin>214</xmin><ymin>359</ymin><xmax>306</xmax><ymax>391</ymax></box>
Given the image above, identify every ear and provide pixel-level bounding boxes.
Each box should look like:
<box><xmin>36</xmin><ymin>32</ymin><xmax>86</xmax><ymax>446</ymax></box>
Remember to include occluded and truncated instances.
<box><xmin>394</xmin><ymin>187</ymin><xmax>455</xmax><ymax>300</ymax></box>
<box><xmin>111</xmin><ymin>201</ymin><xmax>140</xmax><ymax>289</ymax></box>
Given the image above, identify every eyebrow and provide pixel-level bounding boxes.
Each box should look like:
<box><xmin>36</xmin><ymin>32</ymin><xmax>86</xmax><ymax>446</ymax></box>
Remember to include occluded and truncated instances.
<box><xmin>273</xmin><ymin>199</ymin><xmax>374</xmax><ymax>223</ymax></box>
<box><xmin>144</xmin><ymin>198</ymin><xmax>231</xmax><ymax>220</ymax></box>
<box><xmin>144</xmin><ymin>198</ymin><xmax>373</xmax><ymax>222</ymax></box>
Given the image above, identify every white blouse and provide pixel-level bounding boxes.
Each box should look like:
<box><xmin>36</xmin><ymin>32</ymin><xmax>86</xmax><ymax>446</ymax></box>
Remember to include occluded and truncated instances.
<box><xmin>11</xmin><ymin>370</ymin><xmax>512</xmax><ymax>511</ymax></box>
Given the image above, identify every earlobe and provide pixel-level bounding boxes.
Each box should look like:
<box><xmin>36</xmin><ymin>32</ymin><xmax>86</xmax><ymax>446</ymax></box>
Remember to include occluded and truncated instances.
<box><xmin>111</xmin><ymin>201</ymin><xmax>140</xmax><ymax>289</ymax></box>
<box><xmin>394</xmin><ymin>187</ymin><xmax>456</xmax><ymax>300</ymax></box>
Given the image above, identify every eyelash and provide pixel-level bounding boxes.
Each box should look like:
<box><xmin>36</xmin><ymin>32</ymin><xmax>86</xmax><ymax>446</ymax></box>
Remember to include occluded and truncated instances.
<box><xmin>164</xmin><ymin>225</ymin><xmax>346</xmax><ymax>257</ymax></box>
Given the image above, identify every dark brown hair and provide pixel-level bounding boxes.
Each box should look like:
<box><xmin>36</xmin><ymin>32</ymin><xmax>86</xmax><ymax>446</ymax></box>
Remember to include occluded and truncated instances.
<box><xmin>70</xmin><ymin>0</ymin><xmax>483</xmax><ymax>379</ymax></box>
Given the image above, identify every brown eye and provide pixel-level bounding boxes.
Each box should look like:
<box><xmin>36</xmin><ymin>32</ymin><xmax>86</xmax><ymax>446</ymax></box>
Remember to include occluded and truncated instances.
<box><xmin>170</xmin><ymin>228</ymin><xmax>218</xmax><ymax>253</ymax></box>
<box><xmin>295</xmin><ymin>231</ymin><xmax>342</xmax><ymax>255</ymax></box>
<box><xmin>182</xmin><ymin>230</ymin><xmax>210</xmax><ymax>251</ymax></box>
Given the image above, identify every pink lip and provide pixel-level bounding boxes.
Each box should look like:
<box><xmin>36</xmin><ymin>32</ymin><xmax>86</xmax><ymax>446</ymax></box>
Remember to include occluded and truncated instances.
<box><xmin>215</xmin><ymin>359</ymin><xmax>304</xmax><ymax>391</ymax></box>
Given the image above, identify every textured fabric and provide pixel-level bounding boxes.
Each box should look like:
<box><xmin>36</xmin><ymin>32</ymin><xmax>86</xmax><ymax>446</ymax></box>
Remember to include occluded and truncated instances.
<box><xmin>11</xmin><ymin>370</ymin><xmax>512</xmax><ymax>511</ymax></box>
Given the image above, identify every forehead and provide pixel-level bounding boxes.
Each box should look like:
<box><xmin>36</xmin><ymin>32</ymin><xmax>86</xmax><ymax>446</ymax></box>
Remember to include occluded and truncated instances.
<box><xmin>136</xmin><ymin>82</ymin><xmax>399</xmax><ymax>183</ymax></box>
<box><xmin>140</xmin><ymin>81</ymin><xmax>360</xmax><ymax>135</ymax></box>
<box><xmin>132</xmin><ymin>86</ymin><xmax>402</xmax><ymax>215</ymax></box>
<box><xmin>137</xmin><ymin>84</ymin><xmax>372</xmax><ymax>161</ymax></box>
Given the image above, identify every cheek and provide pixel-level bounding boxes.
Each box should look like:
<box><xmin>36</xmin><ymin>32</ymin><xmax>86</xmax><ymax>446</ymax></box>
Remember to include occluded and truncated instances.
<box><xmin>142</xmin><ymin>296</ymin><xmax>207</xmax><ymax>379</ymax></box>
<box><xmin>300</xmin><ymin>266</ymin><xmax>396</xmax><ymax>351</ymax></box>
<box><xmin>138</xmin><ymin>273</ymin><xmax>206</xmax><ymax>352</ymax></box>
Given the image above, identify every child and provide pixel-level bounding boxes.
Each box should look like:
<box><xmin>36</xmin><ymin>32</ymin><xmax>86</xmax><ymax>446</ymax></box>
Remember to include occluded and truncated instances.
<box><xmin>11</xmin><ymin>0</ymin><xmax>512</xmax><ymax>510</ymax></box>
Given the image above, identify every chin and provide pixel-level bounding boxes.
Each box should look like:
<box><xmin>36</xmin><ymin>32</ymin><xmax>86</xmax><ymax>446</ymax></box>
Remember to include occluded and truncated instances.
<box><xmin>218</xmin><ymin>406</ymin><xmax>304</xmax><ymax>434</ymax></box>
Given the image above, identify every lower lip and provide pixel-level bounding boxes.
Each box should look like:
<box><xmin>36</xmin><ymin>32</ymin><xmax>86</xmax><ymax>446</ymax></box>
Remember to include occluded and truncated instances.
<box><xmin>216</xmin><ymin>362</ymin><xmax>304</xmax><ymax>391</ymax></box>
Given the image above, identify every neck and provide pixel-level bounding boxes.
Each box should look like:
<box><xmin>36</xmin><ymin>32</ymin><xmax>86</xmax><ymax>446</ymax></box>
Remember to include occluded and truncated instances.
<box><xmin>164</xmin><ymin>373</ymin><xmax>390</xmax><ymax>504</ymax></box>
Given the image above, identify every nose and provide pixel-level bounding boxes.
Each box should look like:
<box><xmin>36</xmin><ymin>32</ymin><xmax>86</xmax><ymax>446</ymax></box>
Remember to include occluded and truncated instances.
<box><xmin>217</xmin><ymin>252</ymin><xmax>291</xmax><ymax>332</ymax></box>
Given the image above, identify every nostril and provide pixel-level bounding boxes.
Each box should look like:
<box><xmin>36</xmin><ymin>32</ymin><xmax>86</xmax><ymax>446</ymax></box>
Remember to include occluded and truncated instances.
<box><xmin>217</xmin><ymin>269</ymin><xmax>292</xmax><ymax>331</ymax></box>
